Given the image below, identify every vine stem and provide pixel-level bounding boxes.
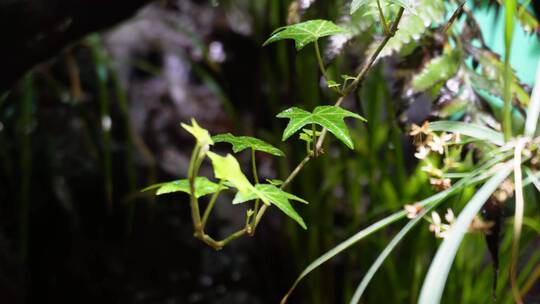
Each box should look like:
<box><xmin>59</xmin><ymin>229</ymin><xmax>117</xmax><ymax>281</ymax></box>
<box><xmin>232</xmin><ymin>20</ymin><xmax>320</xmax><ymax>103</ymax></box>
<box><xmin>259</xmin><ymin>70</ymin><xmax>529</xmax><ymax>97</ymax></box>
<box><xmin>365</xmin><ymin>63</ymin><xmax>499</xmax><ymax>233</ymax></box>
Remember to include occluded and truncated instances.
<box><xmin>442</xmin><ymin>2</ymin><xmax>465</xmax><ymax>33</ymax></box>
<box><xmin>282</xmin><ymin>155</ymin><xmax>312</xmax><ymax>190</ymax></box>
<box><xmin>201</xmin><ymin>179</ymin><xmax>224</xmax><ymax>228</ymax></box>
<box><xmin>314</xmin><ymin>40</ymin><xmax>329</xmax><ymax>81</ymax></box>
<box><xmin>315</xmin><ymin>7</ymin><xmax>404</xmax><ymax>152</ymax></box>
<box><xmin>376</xmin><ymin>0</ymin><xmax>390</xmax><ymax>35</ymax></box>
<box><xmin>251</xmin><ymin>148</ymin><xmax>262</xmax><ymax>222</ymax></box>
<box><xmin>188</xmin><ymin>144</ymin><xmax>203</xmax><ymax>231</ymax></box>
<box><xmin>252</xmin><ymin>8</ymin><xmax>406</xmax><ymax>228</ymax></box>
<box><xmin>315</xmin><ymin>40</ymin><xmax>340</xmax><ymax>94</ymax></box>
<box><xmin>312</xmin><ymin>123</ymin><xmax>317</xmax><ymax>157</ymax></box>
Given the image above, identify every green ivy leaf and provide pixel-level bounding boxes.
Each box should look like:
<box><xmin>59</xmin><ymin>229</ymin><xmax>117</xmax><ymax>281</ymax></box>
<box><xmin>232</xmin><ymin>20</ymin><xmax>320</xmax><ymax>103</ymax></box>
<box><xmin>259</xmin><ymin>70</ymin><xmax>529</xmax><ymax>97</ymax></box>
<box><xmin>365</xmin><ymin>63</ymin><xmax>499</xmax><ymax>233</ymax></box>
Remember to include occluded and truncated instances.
<box><xmin>299</xmin><ymin>133</ymin><xmax>312</xmax><ymax>143</ymax></box>
<box><xmin>212</xmin><ymin>133</ymin><xmax>284</xmax><ymax>156</ymax></box>
<box><xmin>263</xmin><ymin>20</ymin><xmax>347</xmax><ymax>50</ymax></box>
<box><xmin>276</xmin><ymin>105</ymin><xmax>367</xmax><ymax>149</ymax></box>
<box><xmin>207</xmin><ymin>152</ymin><xmax>254</xmax><ymax>195</ymax></box>
<box><xmin>299</xmin><ymin>128</ymin><xmax>323</xmax><ymax>143</ymax></box>
<box><xmin>326</xmin><ymin>80</ymin><xmax>341</xmax><ymax>89</ymax></box>
<box><xmin>233</xmin><ymin>184</ymin><xmax>308</xmax><ymax>229</ymax></box>
<box><xmin>181</xmin><ymin>118</ymin><xmax>214</xmax><ymax>147</ymax></box>
<box><xmin>141</xmin><ymin>177</ymin><xmax>227</xmax><ymax>198</ymax></box>
<box><xmin>411</xmin><ymin>51</ymin><xmax>460</xmax><ymax>92</ymax></box>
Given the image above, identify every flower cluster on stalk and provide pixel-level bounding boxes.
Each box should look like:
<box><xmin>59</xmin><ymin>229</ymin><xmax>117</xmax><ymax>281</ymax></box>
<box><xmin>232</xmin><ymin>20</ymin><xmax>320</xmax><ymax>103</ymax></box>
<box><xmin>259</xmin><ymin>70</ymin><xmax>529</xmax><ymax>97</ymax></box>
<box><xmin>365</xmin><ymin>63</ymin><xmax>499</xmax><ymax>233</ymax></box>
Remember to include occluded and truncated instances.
<box><xmin>428</xmin><ymin>209</ymin><xmax>455</xmax><ymax>239</ymax></box>
<box><xmin>405</xmin><ymin>121</ymin><xmax>480</xmax><ymax>239</ymax></box>
<box><xmin>409</xmin><ymin>121</ymin><xmax>462</xmax><ymax>191</ymax></box>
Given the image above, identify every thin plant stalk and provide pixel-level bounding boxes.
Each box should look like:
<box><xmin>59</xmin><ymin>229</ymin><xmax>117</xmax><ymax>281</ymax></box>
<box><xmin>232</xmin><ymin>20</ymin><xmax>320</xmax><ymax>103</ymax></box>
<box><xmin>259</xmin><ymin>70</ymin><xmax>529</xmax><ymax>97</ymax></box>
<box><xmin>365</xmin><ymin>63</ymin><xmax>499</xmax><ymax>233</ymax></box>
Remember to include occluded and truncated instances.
<box><xmin>18</xmin><ymin>73</ymin><xmax>34</xmax><ymax>262</ymax></box>
<box><xmin>521</xmin><ymin>261</ymin><xmax>540</xmax><ymax>297</ymax></box>
<box><xmin>88</xmin><ymin>35</ymin><xmax>114</xmax><ymax>212</ymax></box>
<box><xmin>376</xmin><ymin>0</ymin><xmax>389</xmax><ymax>35</ymax></box>
<box><xmin>202</xmin><ymin>179</ymin><xmax>224</xmax><ymax>228</ymax></box>
<box><xmin>188</xmin><ymin>144</ymin><xmax>203</xmax><ymax>231</ymax></box>
<box><xmin>503</xmin><ymin>0</ymin><xmax>517</xmax><ymax>141</ymax></box>
<box><xmin>251</xmin><ymin>148</ymin><xmax>261</xmax><ymax>217</ymax></box>
<box><xmin>510</xmin><ymin>138</ymin><xmax>527</xmax><ymax>304</ymax></box>
<box><xmin>109</xmin><ymin>61</ymin><xmax>139</xmax><ymax>233</ymax></box>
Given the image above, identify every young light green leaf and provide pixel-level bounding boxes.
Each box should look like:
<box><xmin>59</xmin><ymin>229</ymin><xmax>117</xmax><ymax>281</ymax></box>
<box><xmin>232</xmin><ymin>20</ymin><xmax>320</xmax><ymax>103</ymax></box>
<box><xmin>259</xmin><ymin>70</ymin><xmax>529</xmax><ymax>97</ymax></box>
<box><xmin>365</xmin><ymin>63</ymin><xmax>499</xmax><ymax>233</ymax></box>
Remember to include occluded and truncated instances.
<box><xmin>342</xmin><ymin>75</ymin><xmax>358</xmax><ymax>81</ymax></box>
<box><xmin>412</xmin><ymin>52</ymin><xmax>460</xmax><ymax>92</ymax></box>
<box><xmin>299</xmin><ymin>133</ymin><xmax>313</xmax><ymax>142</ymax></box>
<box><xmin>206</xmin><ymin>152</ymin><xmax>253</xmax><ymax>195</ymax></box>
<box><xmin>233</xmin><ymin>184</ymin><xmax>308</xmax><ymax>229</ymax></box>
<box><xmin>141</xmin><ymin>177</ymin><xmax>227</xmax><ymax>198</ymax></box>
<box><xmin>299</xmin><ymin>128</ymin><xmax>322</xmax><ymax>143</ymax></box>
<box><xmin>301</xmin><ymin>128</ymin><xmax>322</xmax><ymax>137</ymax></box>
<box><xmin>263</xmin><ymin>20</ymin><xmax>347</xmax><ymax>50</ymax></box>
<box><xmin>212</xmin><ymin>133</ymin><xmax>285</xmax><ymax>156</ymax></box>
<box><xmin>428</xmin><ymin>121</ymin><xmax>504</xmax><ymax>146</ymax></box>
<box><xmin>327</xmin><ymin>80</ymin><xmax>341</xmax><ymax>89</ymax></box>
<box><xmin>277</xmin><ymin>105</ymin><xmax>367</xmax><ymax>149</ymax></box>
<box><xmin>181</xmin><ymin>118</ymin><xmax>214</xmax><ymax>146</ymax></box>
<box><xmin>418</xmin><ymin>164</ymin><xmax>513</xmax><ymax>304</ymax></box>
<box><xmin>266</xmin><ymin>179</ymin><xmax>284</xmax><ymax>186</ymax></box>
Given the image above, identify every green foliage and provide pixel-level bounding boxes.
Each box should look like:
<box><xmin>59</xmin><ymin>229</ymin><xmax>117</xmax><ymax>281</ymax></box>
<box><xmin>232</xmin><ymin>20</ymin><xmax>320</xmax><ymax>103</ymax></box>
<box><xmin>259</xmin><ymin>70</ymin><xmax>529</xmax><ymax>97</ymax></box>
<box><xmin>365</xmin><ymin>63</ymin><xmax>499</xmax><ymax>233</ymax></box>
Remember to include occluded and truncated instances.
<box><xmin>206</xmin><ymin>152</ymin><xmax>253</xmax><ymax>195</ymax></box>
<box><xmin>349</xmin><ymin>205</ymin><xmax>433</xmax><ymax>303</ymax></box>
<box><xmin>469</xmin><ymin>48</ymin><xmax>530</xmax><ymax>106</ymax></box>
<box><xmin>351</xmin><ymin>0</ymin><xmax>416</xmax><ymax>15</ymax></box>
<box><xmin>495</xmin><ymin>0</ymin><xmax>538</xmax><ymax>34</ymax></box>
<box><xmin>234</xmin><ymin>184</ymin><xmax>308</xmax><ymax>229</ymax></box>
<box><xmin>213</xmin><ymin>133</ymin><xmax>284</xmax><ymax>156</ymax></box>
<box><xmin>418</xmin><ymin>166</ymin><xmax>513</xmax><ymax>303</ymax></box>
<box><xmin>276</xmin><ymin>106</ymin><xmax>366</xmax><ymax>149</ymax></box>
<box><xmin>326</xmin><ymin>80</ymin><xmax>341</xmax><ymax>89</ymax></box>
<box><xmin>263</xmin><ymin>20</ymin><xmax>347</xmax><ymax>50</ymax></box>
<box><xmin>370</xmin><ymin>0</ymin><xmax>445</xmax><ymax>58</ymax></box>
<box><xmin>137</xmin><ymin>3</ymin><xmax>540</xmax><ymax>302</ymax></box>
<box><xmin>142</xmin><ymin>177</ymin><xmax>227</xmax><ymax>198</ymax></box>
<box><xmin>428</xmin><ymin>121</ymin><xmax>504</xmax><ymax>146</ymax></box>
<box><xmin>411</xmin><ymin>51</ymin><xmax>460</xmax><ymax>92</ymax></box>
<box><xmin>299</xmin><ymin>128</ymin><xmax>322</xmax><ymax>143</ymax></box>
<box><xmin>524</xmin><ymin>60</ymin><xmax>540</xmax><ymax>137</ymax></box>
<box><xmin>517</xmin><ymin>4</ymin><xmax>539</xmax><ymax>34</ymax></box>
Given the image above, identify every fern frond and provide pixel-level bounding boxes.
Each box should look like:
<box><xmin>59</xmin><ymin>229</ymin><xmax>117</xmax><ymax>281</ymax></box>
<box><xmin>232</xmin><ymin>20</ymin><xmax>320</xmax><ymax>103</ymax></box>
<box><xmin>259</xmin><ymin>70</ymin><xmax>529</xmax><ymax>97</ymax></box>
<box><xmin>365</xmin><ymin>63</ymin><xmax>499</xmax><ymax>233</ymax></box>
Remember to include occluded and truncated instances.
<box><xmin>412</xmin><ymin>51</ymin><xmax>460</xmax><ymax>92</ymax></box>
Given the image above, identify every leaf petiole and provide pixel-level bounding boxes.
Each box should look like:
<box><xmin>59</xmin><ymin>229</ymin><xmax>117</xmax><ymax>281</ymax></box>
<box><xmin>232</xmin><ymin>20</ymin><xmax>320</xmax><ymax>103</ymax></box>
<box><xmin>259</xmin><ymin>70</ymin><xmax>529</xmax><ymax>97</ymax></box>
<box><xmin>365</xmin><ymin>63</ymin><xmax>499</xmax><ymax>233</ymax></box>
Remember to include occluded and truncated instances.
<box><xmin>201</xmin><ymin>179</ymin><xmax>225</xmax><ymax>228</ymax></box>
<box><xmin>376</xmin><ymin>0</ymin><xmax>390</xmax><ymax>35</ymax></box>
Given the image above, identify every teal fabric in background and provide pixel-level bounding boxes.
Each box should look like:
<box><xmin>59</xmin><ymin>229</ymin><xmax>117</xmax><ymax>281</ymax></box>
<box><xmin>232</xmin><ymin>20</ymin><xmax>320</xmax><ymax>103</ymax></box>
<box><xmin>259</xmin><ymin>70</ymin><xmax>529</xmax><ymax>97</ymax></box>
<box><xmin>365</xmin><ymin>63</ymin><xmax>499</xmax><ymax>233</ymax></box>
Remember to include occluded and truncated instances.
<box><xmin>472</xmin><ymin>2</ymin><xmax>540</xmax><ymax>86</ymax></box>
<box><xmin>453</xmin><ymin>1</ymin><xmax>540</xmax><ymax>127</ymax></box>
